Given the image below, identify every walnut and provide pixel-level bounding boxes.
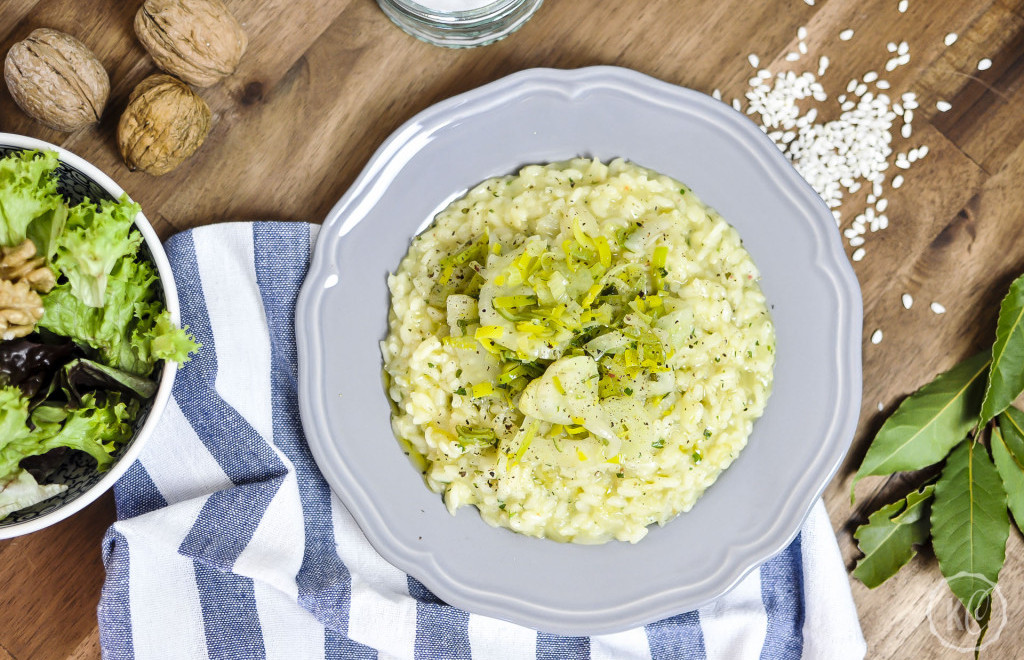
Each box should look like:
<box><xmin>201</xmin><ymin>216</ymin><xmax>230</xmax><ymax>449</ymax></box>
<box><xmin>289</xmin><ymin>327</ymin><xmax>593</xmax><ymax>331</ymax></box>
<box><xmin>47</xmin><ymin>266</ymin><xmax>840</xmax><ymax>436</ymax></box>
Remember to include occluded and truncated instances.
<box><xmin>134</xmin><ymin>0</ymin><xmax>248</xmax><ymax>88</ymax></box>
<box><xmin>117</xmin><ymin>74</ymin><xmax>211</xmax><ymax>176</ymax></box>
<box><xmin>0</xmin><ymin>279</ymin><xmax>44</xmax><ymax>341</ymax></box>
<box><xmin>4</xmin><ymin>28</ymin><xmax>110</xmax><ymax>132</ymax></box>
<box><xmin>0</xmin><ymin>239</ymin><xmax>55</xmax><ymax>293</ymax></box>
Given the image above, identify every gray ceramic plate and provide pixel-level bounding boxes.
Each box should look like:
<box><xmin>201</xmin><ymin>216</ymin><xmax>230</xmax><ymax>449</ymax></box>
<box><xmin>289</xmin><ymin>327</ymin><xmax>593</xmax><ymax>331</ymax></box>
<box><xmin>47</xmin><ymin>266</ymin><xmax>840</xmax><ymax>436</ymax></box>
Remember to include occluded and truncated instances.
<box><xmin>296</xmin><ymin>66</ymin><xmax>861</xmax><ymax>635</ymax></box>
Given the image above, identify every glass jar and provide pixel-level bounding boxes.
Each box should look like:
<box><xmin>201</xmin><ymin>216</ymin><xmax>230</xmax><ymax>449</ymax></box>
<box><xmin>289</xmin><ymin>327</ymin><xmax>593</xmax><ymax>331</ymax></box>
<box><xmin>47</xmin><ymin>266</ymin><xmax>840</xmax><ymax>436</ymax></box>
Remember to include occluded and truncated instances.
<box><xmin>377</xmin><ymin>0</ymin><xmax>544</xmax><ymax>48</ymax></box>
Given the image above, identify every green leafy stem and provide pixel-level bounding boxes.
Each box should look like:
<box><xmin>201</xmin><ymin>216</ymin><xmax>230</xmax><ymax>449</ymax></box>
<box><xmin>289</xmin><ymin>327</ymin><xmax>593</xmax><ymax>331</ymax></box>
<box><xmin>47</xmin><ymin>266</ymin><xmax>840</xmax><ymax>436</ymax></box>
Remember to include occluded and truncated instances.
<box><xmin>851</xmin><ymin>273</ymin><xmax>1024</xmax><ymax>656</ymax></box>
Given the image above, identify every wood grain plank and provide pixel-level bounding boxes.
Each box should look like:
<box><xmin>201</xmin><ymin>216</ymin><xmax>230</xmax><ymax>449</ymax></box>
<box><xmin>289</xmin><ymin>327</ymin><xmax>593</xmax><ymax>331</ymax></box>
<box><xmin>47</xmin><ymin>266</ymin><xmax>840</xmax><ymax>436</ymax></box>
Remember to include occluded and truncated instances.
<box><xmin>66</xmin><ymin>626</ymin><xmax>101</xmax><ymax>660</ymax></box>
<box><xmin>0</xmin><ymin>0</ymin><xmax>42</xmax><ymax>46</ymax></box>
<box><xmin>0</xmin><ymin>0</ymin><xmax>146</xmax><ymax>166</ymax></box>
<box><xmin>0</xmin><ymin>493</ymin><xmax>113</xmax><ymax>660</ymax></box>
<box><xmin>2</xmin><ymin>0</ymin><xmax>1024</xmax><ymax>658</ymax></box>
<box><xmin>830</xmin><ymin>122</ymin><xmax>1024</xmax><ymax>660</ymax></box>
<box><xmin>918</xmin><ymin>0</ymin><xmax>1024</xmax><ymax>174</ymax></box>
<box><xmin>85</xmin><ymin>0</ymin><xmax>851</xmax><ymax>233</ymax></box>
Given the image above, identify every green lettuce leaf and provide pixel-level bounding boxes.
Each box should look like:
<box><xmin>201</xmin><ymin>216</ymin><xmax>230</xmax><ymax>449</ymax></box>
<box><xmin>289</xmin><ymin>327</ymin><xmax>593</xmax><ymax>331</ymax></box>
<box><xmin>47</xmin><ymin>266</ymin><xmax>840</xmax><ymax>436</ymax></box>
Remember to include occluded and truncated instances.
<box><xmin>0</xmin><ymin>469</ymin><xmax>67</xmax><ymax>520</ymax></box>
<box><xmin>0</xmin><ymin>150</ymin><xmax>65</xmax><ymax>249</ymax></box>
<box><xmin>0</xmin><ymin>386</ymin><xmax>33</xmax><ymax>462</ymax></box>
<box><xmin>32</xmin><ymin>394</ymin><xmax>138</xmax><ymax>471</ymax></box>
<box><xmin>0</xmin><ymin>387</ymin><xmax>137</xmax><ymax>481</ymax></box>
<box><xmin>134</xmin><ymin>308</ymin><xmax>199</xmax><ymax>366</ymax></box>
<box><xmin>52</xmin><ymin>194</ymin><xmax>143</xmax><ymax>308</ymax></box>
<box><xmin>26</xmin><ymin>202</ymin><xmax>68</xmax><ymax>262</ymax></box>
<box><xmin>61</xmin><ymin>357</ymin><xmax>157</xmax><ymax>404</ymax></box>
<box><xmin>40</xmin><ymin>256</ymin><xmax>157</xmax><ymax>374</ymax></box>
<box><xmin>39</xmin><ymin>255</ymin><xmax>197</xmax><ymax>374</ymax></box>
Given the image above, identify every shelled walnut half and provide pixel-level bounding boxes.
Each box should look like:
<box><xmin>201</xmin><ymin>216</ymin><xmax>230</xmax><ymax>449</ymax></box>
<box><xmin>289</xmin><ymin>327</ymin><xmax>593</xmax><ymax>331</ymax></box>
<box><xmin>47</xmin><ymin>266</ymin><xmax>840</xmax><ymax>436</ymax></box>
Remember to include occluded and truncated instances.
<box><xmin>0</xmin><ymin>239</ymin><xmax>54</xmax><ymax>340</ymax></box>
<box><xmin>0</xmin><ymin>239</ymin><xmax>56</xmax><ymax>293</ymax></box>
<box><xmin>0</xmin><ymin>280</ymin><xmax>44</xmax><ymax>341</ymax></box>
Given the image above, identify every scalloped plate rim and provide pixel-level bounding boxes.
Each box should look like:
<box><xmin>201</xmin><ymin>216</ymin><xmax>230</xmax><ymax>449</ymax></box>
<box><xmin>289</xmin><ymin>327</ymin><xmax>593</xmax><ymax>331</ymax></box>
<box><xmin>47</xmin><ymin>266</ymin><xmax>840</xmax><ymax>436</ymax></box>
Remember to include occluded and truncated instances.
<box><xmin>296</xmin><ymin>66</ymin><xmax>862</xmax><ymax>634</ymax></box>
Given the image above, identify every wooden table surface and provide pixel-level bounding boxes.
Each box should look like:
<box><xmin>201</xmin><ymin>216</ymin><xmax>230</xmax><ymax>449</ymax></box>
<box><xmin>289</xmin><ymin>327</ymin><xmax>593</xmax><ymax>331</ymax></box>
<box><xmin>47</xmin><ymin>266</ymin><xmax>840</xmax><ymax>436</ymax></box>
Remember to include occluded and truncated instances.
<box><xmin>2</xmin><ymin>0</ymin><xmax>1024</xmax><ymax>657</ymax></box>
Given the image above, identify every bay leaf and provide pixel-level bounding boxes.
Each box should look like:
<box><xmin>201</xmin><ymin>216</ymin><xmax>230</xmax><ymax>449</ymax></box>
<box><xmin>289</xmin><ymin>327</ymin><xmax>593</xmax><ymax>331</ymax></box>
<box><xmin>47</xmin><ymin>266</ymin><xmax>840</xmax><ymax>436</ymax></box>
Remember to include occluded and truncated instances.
<box><xmin>931</xmin><ymin>440</ymin><xmax>1009</xmax><ymax>619</ymax></box>
<box><xmin>852</xmin><ymin>351</ymin><xmax>989</xmax><ymax>498</ymax></box>
<box><xmin>852</xmin><ymin>484</ymin><xmax>934</xmax><ymax>588</ymax></box>
<box><xmin>991</xmin><ymin>426</ymin><xmax>1024</xmax><ymax>535</ymax></box>
<box><xmin>980</xmin><ymin>273</ymin><xmax>1024</xmax><ymax>424</ymax></box>
<box><xmin>996</xmin><ymin>405</ymin><xmax>1024</xmax><ymax>465</ymax></box>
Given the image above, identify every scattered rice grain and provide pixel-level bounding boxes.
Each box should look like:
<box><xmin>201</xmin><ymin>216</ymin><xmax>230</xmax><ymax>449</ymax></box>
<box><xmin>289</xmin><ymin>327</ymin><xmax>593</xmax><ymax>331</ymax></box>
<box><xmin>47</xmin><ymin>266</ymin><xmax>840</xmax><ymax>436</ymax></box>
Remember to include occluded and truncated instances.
<box><xmin>936</xmin><ymin>100</ymin><xmax>952</xmax><ymax>112</ymax></box>
<box><xmin>944</xmin><ymin>32</ymin><xmax>958</xmax><ymax>46</ymax></box>
<box><xmin>840</xmin><ymin>29</ymin><xmax>855</xmax><ymax>41</ymax></box>
<box><xmin>978</xmin><ymin>58</ymin><xmax>992</xmax><ymax>71</ymax></box>
<box><xmin>852</xmin><ymin>248</ymin><xmax>866</xmax><ymax>261</ymax></box>
<box><xmin>871</xmin><ymin>329</ymin><xmax>883</xmax><ymax>344</ymax></box>
<box><xmin>930</xmin><ymin>302</ymin><xmax>946</xmax><ymax>314</ymax></box>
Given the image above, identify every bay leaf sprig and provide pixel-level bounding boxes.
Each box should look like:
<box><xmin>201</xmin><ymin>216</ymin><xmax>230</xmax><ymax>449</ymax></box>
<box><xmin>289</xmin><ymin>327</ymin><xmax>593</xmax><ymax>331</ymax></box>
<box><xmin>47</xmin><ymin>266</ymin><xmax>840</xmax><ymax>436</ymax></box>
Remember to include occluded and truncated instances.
<box><xmin>851</xmin><ymin>273</ymin><xmax>1024</xmax><ymax>652</ymax></box>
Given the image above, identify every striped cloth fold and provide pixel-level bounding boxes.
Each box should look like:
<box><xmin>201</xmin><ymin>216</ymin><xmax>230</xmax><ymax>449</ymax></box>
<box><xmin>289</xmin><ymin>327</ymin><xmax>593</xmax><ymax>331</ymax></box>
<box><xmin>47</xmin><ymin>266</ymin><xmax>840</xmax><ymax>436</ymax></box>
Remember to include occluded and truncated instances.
<box><xmin>97</xmin><ymin>222</ymin><xmax>866</xmax><ymax>660</ymax></box>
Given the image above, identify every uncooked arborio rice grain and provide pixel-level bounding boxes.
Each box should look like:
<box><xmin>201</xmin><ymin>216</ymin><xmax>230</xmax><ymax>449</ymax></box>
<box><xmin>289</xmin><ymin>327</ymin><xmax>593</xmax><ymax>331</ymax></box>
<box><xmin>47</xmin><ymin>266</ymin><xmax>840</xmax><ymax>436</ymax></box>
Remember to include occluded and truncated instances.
<box><xmin>726</xmin><ymin>31</ymin><xmax>935</xmax><ymax>311</ymax></box>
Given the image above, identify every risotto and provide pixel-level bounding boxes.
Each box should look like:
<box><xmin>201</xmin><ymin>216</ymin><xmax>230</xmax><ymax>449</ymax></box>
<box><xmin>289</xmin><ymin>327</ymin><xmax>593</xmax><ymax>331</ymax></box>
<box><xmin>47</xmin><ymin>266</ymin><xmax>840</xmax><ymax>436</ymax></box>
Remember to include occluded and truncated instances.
<box><xmin>381</xmin><ymin>158</ymin><xmax>774</xmax><ymax>544</ymax></box>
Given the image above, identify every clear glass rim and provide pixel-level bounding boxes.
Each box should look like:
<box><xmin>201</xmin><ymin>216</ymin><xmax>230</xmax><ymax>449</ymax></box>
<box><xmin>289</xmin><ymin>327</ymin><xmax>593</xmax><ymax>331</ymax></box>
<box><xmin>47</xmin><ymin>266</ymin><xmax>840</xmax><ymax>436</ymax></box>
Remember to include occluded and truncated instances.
<box><xmin>378</xmin><ymin>0</ymin><xmax>543</xmax><ymax>47</ymax></box>
<box><xmin>383</xmin><ymin>0</ymin><xmax>527</xmax><ymax>21</ymax></box>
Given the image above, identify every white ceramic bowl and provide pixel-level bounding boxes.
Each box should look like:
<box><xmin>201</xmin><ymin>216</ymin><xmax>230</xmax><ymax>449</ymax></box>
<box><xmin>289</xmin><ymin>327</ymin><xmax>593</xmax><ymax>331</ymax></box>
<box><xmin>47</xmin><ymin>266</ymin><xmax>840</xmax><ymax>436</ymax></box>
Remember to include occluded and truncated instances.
<box><xmin>0</xmin><ymin>133</ymin><xmax>179</xmax><ymax>539</ymax></box>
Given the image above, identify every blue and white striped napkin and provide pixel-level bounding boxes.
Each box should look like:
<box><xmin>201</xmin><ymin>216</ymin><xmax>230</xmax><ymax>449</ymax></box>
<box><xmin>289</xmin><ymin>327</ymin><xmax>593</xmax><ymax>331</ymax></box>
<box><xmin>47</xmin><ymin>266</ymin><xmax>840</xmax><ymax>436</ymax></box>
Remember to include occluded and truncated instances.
<box><xmin>97</xmin><ymin>222</ymin><xmax>866</xmax><ymax>660</ymax></box>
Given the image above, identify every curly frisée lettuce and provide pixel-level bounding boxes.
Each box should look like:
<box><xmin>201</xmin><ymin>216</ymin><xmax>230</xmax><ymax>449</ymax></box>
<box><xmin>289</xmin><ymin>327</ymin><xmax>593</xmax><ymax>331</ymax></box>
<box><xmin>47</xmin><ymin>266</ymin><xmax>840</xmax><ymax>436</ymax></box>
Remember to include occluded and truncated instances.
<box><xmin>39</xmin><ymin>253</ymin><xmax>195</xmax><ymax>375</ymax></box>
<box><xmin>0</xmin><ymin>149</ymin><xmax>198</xmax><ymax>522</ymax></box>
<box><xmin>0</xmin><ymin>149</ymin><xmax>66</xmax><ymax>250</ymax></box>
<box><xmin>53</xmin><ymin>196</ymin><xmax>143</xmax><ymax>308</ymax></box>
